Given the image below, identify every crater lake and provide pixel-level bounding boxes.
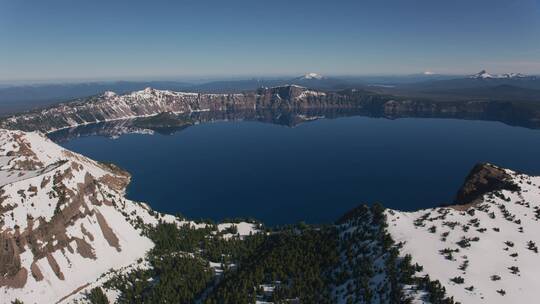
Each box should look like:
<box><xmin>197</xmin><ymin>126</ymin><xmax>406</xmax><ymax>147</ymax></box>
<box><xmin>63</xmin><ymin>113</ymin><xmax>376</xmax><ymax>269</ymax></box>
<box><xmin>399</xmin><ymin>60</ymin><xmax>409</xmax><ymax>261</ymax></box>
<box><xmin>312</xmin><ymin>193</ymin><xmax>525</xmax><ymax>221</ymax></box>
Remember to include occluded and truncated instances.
<box><xmin>52</xmin><ymin>113</ymin><xmax>540</xmax><ymax>226</ymax></box>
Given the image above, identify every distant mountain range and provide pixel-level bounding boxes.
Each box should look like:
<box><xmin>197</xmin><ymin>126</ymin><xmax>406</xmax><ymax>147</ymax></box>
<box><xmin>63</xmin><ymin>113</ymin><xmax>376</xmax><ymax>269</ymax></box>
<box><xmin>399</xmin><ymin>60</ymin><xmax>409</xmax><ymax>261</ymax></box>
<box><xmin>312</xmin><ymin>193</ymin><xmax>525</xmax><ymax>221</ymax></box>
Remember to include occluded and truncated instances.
<box><xmin>368</xmin><ymin>70</ymin><xmax>540</xmax><ymax>102</ymax></box>
<box><xmin>415</xmin><ymin>70</ymin><xmax>540</xmax><ymax>90</ymax></box>
<box><xmin>1</xmin><ymin>71</ymin><xmax>539</xmax><ymax>115</ymax></box>
<box><xmin>469</xmin><ymin>70</ymin><xmax>533</xmax><ymax>80</ymax></box>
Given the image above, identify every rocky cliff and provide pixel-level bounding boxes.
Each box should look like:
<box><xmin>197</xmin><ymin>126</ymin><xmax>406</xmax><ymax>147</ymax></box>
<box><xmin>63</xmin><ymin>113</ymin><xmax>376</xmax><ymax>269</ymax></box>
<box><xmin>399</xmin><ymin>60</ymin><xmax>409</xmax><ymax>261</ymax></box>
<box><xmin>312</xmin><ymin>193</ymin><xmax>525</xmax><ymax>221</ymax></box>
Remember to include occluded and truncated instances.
<box><xmin>3</xmin><ymin>85</ymin><xmax>540</xmax><ymax>134</ymax></box>
<box><xmin>0</xmin><ymin>86</ymin><xmax>374</xmax><ymax>133</ymax></box>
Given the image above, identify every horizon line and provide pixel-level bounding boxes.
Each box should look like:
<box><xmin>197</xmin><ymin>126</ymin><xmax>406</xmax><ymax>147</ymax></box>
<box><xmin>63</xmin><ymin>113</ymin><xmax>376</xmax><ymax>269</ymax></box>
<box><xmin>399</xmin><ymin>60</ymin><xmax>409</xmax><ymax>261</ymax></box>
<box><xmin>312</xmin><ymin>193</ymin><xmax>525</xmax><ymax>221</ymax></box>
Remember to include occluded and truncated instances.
<box><xmin>2</xmin><ymin>70</ymin><xmax>538</xmax><ymax>86</ymax></box>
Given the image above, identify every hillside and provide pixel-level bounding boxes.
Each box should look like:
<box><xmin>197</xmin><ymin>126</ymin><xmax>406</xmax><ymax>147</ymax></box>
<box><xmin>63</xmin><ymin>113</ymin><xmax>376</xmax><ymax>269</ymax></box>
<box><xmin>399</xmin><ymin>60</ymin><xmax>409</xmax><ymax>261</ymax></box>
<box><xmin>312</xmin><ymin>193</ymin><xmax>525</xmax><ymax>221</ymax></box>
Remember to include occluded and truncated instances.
<box><xmin>0</xmin><ymin>129</ymin><xmax>156</xmax><ymax>303</ymax></box>
<box><xmin>0</xmin><ymin>129</ymin><xmax>258</xmax><ymax>304</ymax></box>
<box><xmin>387</xmin><ymin>163</ymin><xmax>540</xmax><ymax>303</ymax></box>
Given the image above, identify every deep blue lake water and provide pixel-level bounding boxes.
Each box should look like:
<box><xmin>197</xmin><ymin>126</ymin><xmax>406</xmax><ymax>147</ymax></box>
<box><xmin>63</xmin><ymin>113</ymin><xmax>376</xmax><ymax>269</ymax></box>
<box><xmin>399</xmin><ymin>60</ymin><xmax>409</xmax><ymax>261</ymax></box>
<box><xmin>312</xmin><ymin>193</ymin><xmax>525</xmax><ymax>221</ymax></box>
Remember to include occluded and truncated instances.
<box><xmin>57</xmin><ymin>116</ymin><xmax>540</xmax><ymax>226</ymax></box>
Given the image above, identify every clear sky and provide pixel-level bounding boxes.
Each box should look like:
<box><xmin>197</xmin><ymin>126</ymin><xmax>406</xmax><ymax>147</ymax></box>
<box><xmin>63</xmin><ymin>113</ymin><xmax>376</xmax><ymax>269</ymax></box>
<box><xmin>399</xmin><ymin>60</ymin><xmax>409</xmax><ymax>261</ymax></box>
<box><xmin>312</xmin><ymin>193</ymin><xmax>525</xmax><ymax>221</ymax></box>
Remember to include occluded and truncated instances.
<box><xmin>1</xmin><ymin>0</ymin><xmax>539</xmax><ymax>82</ymax></box>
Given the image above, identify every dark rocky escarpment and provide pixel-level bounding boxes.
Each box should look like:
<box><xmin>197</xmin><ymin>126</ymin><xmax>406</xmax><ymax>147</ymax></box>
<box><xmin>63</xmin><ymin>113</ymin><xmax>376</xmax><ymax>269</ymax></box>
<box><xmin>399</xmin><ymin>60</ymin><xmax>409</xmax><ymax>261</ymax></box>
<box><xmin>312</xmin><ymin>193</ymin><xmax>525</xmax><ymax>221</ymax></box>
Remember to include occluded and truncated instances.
<box><xmin>454</xmin><ymin>163</ymin><xmax>520</xmax><ymax>206</ymax></box>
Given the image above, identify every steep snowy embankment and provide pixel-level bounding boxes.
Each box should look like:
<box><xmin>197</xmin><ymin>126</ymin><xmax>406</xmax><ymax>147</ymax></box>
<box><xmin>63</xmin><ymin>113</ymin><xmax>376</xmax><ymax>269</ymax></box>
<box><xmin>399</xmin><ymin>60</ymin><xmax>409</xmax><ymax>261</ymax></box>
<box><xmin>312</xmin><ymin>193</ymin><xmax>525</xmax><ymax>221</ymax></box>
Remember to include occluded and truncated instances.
<box><xmin>0</xmin><ymin>129</ymin><xmax>160</xmax><ymax>304</ymax></box>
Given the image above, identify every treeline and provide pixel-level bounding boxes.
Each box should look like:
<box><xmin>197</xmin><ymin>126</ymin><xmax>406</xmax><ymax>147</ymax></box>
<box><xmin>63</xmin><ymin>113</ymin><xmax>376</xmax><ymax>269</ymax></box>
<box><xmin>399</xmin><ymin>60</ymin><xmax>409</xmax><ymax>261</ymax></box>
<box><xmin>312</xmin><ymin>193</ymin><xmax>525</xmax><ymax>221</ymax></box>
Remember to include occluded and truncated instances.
<box><xmin>333</xmin><ymin>203</ymin><xmax>457</xmax><ymax>304</ymax></box>
<box><xmin>102</xmin><ymin>222</ymin><xmax>266</xmax><ymax>303</ymax></box>
<box><xmin>205</xmin><ymin>227</ymin><xmax>340</xmax><ymax>304</ymax></box>
<box><xmin>88</xmin><ymin>205</ymin><xmax>459</xmax><ymax>304</ymax></box>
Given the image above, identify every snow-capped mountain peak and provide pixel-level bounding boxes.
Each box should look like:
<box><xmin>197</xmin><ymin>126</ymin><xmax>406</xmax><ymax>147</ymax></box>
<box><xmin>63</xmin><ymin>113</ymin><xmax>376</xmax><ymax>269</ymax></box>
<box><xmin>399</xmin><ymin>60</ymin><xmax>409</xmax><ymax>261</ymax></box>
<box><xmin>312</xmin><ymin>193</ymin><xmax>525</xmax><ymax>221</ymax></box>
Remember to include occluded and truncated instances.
<box><xmin>470</xmin><ymin>70</ymin><xmax>494</xmax><ymax>79</ymax></box>
<box><xmin>299</xmin><ymin>72</ymin><xmax>324</xmax><ymax>80</ymax></box>
<box><xmin>470</xmin><ymin>70</ymin><xmax>530</xmax><ymax>79</ymax></box>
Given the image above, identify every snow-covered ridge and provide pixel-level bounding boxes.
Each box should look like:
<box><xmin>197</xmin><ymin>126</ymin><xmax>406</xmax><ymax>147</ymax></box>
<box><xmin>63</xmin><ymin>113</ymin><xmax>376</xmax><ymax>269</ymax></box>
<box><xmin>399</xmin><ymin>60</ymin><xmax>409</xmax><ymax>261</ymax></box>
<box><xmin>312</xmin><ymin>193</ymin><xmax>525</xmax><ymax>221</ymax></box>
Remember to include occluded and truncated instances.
<box><xmin>387</xmin><ymin>164</ymin><xmax>540</xmax><ymax>303</ymax></box>
<box><xmin>0</xmin><ymin>86</ymin><xmax>334</xmax><ymax>134</ymax></box>
<box><xmin>0</xmin><ymin>129</ymin><xmax>158</xmax><ymax>303</ymax></box>
<box><xmin>332</xmin><ymin>163</ymin><xmax>540</xmax><ymax>303</ymax></box>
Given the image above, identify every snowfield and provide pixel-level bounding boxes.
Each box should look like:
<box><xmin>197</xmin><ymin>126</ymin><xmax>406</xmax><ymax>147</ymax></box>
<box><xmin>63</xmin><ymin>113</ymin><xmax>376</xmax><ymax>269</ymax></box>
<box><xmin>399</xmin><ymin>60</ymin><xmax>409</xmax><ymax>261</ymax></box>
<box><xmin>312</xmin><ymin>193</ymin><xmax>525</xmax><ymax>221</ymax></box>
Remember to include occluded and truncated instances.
<box><xmin>216</xmin><ymin>222</ymin><xmax>259</xmax><ymax>240</ymax></box>
<box><xmin>387</xmin><ymin>167</ymin><xmax>540</xmax><ymax>303</ymax></box>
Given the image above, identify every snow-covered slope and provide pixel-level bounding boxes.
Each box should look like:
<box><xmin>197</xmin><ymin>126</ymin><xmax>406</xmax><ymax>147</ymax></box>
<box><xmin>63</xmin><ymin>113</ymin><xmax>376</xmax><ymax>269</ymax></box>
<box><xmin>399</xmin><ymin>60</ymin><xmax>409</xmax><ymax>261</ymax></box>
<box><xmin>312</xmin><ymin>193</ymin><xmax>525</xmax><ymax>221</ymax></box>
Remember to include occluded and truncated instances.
<box><xmin>0</xmin><ymin>129</ymin><xmax>164</xmax><ymax>304</ymax></box>
<box><xmin>387</xmin><ymin>163</ymin><xmax>540</xmax><ymax>303</ymax></box>
<box><xmin>0</xmin><ymin>128</ymin><xmax>264</xmax><ymax>304</ymax></box>
<box><xmin>333</xmin><ymin>205</ymin><xmax>426</xmax><ymax>303</ymax></box>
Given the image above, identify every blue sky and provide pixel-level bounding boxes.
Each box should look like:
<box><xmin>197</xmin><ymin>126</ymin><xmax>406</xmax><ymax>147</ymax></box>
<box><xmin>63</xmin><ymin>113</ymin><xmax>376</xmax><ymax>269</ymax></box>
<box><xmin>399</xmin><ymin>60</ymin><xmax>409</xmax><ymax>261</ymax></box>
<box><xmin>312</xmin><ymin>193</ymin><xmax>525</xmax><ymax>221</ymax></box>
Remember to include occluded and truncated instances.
<box><xmin>1</xmin><ymin>0</ymin><xmax>539</xmax><ymax>82</ymax></box>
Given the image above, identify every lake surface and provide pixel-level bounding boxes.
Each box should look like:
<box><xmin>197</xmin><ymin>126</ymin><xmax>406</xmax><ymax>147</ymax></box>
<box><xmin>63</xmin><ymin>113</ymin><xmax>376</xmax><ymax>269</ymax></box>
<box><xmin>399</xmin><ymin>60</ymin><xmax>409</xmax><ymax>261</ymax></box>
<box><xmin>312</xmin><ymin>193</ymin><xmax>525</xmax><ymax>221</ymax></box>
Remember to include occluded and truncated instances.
<box><xmin>55</xmin><ymin>115</ymin><xmax>540</xmax><ymax>226</ymax></box>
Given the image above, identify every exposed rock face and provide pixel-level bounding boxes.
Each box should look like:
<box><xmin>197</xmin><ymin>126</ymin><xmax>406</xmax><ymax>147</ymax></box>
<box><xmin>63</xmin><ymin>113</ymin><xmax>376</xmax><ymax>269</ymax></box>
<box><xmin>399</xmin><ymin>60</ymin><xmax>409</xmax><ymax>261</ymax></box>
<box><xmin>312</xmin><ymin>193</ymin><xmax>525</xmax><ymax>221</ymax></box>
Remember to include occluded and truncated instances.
<box><xmin>3</xmin><ymin>86</ymin><xmax>540</xmax><ymax>134</ymax></box>
<box><xmin>0</xmin><ymin>86</ymin><xmax>390</xmax><ymax>133</ymax></box>
<box><xmin>0</xmin><ymin>129</ymin><xmax>161</xmax><ymax>303</ymax></box>
<box><xmin>455</xmin><ymin>163</ymin><xmax>520</xmax><ymax>205</ymax></box>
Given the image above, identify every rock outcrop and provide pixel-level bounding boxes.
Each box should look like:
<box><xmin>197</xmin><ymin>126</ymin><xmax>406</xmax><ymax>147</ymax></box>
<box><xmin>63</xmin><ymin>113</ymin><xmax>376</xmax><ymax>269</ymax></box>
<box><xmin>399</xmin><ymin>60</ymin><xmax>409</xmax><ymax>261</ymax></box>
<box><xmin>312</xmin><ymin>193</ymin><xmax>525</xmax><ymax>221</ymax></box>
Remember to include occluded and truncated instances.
<box><xmin>455</xmin><ymin>163</ymin><xmax>520</xmax><ymax>205</ymax></box>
